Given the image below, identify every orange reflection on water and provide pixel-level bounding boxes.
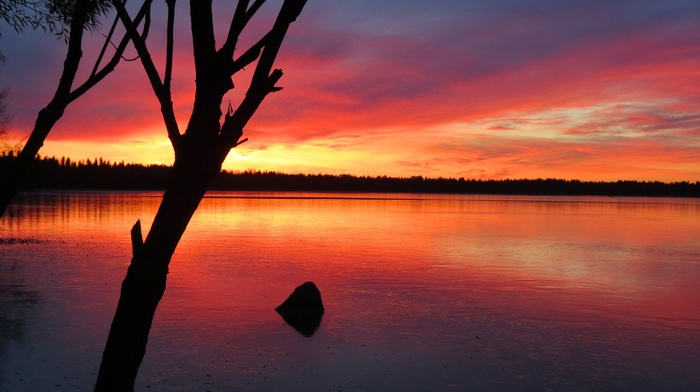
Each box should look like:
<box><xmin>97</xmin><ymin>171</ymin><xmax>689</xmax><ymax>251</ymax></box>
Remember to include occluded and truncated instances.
<box><xmin>2</xmin><ymin>192</ymin><xmax>699</xmax><ymax>391</ymax></box>
<box><xmin>174</xmin><ymin>193</ymin><xmax>700</xmax><ymax>328</ymax></box>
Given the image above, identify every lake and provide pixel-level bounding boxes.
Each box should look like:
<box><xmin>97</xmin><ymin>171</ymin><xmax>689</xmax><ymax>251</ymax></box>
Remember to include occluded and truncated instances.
<box><xmin>1</xmin><ymin>191</ymin><xmax>699</xmax><ymax>391</ymax></box>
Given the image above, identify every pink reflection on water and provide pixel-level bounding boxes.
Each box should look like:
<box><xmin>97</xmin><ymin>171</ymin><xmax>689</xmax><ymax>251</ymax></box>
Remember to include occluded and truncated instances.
<box><xmin>1</xmin><ymin>192</ymin><xmax>699</xmax><ymax>391</ymax></box>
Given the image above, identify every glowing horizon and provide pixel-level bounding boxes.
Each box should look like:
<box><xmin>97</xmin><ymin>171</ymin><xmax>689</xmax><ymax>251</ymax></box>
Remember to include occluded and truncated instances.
<box><xmin>2</xmin><ymin>1</ymin><xmax>699</xmax><ymax>182</ymax></box>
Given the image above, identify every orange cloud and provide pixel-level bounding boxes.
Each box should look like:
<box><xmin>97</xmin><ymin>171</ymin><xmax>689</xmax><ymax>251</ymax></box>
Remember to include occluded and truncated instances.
<box><xmin>2</xmin><ymin>1</ymin><xmax>700</xmax><ymax>181</ymax></box>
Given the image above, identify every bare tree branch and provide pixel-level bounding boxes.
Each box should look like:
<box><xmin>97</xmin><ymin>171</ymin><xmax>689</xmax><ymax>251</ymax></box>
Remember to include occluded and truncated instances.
<box><xmin>111</xmin><ymin>0</ymin><xmax>181</xmax><ymax>147</ymax></box>
<box><xmin>246</xmin><ymin>0</ymin><xmax>267</xmax><ymax>19</ymax></box>
<box><xmin>219</xmin><ymin>0</ymin><xmax>307</xmax><ymax>149</ymax></box>
<box><xmin>250</xmin><ymin>0</ymin><xmax>305</xmax><ymax>88</ymax></box>
<box><xmin>220</xmin><ymin>0</ymin><xmax>250</xmax><ymax>58</ymax></box>
<box><xmin>228</xmin><ymin>30</ymin><xmax>269</xmax><ymax>75</ymax></box>
<box><xmin>53</xmin><ymin>0</ymin><xmax>90</xmax><ymax>100</ymax></box>
<box><xmin>164</xmin><ymin>0</ymin><xmax>176</xmax><ymax>91</ymax></box>
<box><xmin>186</xmin><ymin>0</ymin><xmax>230</xmax><ymax>139</ymax></box>
<box><xmin>220</xmin><ymin>0</ymin><xmax>266</xmax><ymax>59</ymax></box>
<box><xmin>91</xmin><ymin>5</ymin><xmax>121</xmax><ymax>77</ymax></box>
<box><xmin>70</xmin><ymin>1</ymin><xmax>151</xmax><ymax>101</ymax></box>
<box><xmin>189</xmin><ymin>0</ymin><xmax>216</xmax><ymax>86</ymax></box>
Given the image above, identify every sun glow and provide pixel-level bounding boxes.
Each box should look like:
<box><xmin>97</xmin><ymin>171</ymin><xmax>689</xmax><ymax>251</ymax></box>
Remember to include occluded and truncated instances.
<box><xmin>36</xmin><ymin>131</ymin><xmax>174</xmax><ymax>166</ymax></box>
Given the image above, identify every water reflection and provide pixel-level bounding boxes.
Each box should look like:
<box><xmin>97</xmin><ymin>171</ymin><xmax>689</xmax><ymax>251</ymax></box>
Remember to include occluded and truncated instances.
<box><xmin>1</xmin><ymin>192</ymin><xmax>699</xmax><ymax>391</ymax></box>
<box><xmin>0</xmin><ymin>249</ymin><xmax>41</xmax><ymax>388</ymax></box>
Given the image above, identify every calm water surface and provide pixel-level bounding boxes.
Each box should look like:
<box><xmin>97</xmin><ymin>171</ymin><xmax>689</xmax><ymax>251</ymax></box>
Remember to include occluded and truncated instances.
<box><xmin>1</xmin><ymin>191</ymin><xmax>699</xmax><ymax>391</ymax></box>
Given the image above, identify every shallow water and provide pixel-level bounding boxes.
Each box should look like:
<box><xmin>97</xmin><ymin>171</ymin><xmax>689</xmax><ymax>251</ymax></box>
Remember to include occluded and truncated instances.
<box><xmin>1</xmin><ymin>191</ymin><xmax>699</xmax><ymax>391</ymax></box>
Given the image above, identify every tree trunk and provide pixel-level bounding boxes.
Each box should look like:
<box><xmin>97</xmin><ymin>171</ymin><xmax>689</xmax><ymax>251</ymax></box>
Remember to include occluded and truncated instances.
<box><xmin>94</xmin><ymin>147</ymin><xmax>221</xmax><ymax>391</ymax></box>
<box><xmin>93</xmin><ymin>2</ymin><xmax>308</xmax><ymax>389</ymax></box>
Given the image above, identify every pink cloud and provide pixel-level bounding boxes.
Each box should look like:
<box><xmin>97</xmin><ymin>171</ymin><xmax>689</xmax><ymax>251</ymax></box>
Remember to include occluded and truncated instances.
<box><xmin>3</xmin><ymin>1</ymin><xmax>700</xmax><ymax>182</ymax></box>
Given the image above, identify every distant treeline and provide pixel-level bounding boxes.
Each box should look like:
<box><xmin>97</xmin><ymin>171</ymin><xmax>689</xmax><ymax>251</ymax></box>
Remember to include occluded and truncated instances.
<box><xmin>1</xmin><ymin>151</ymin><xmax>699</xmax><ymax>197</ymax></box>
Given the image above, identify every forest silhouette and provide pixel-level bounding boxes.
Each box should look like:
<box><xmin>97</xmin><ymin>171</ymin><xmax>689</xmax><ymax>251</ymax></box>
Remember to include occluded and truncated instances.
<box><xmin>2</xmin><ymin>151</ymin><xmax>698</xmax><ymax>197</ymax></box>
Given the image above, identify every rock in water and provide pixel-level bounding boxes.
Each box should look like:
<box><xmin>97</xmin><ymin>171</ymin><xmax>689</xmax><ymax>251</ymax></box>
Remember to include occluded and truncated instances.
<box><xmin>276</xmin><ymin>281</ymin><xmax>325</xmax><ymax>315</ymax></box>
<box><xmin>275</xmin><ymin>281</ymin><xmax>324</xmax><ymax>336</ymax></box>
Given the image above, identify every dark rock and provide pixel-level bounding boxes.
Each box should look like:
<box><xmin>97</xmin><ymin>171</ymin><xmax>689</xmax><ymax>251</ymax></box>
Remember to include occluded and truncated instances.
<box><xmin>275</xmin><ymin>281</ymin><xmax>324</xmax><ymax>337</ymax></box>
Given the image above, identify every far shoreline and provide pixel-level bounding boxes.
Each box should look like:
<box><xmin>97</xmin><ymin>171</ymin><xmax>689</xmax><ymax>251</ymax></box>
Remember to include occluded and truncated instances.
<box><xmin>2</xmin><ymin>153</ymin><xmax>699</xmax><ymax>198</ymax></box>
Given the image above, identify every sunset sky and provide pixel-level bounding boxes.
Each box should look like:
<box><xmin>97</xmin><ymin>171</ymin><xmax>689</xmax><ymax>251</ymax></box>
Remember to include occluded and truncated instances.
<box><xmin>1</xmin><ymin>0</ymin><xmax>699</xmax><ymax>181</ymax></box>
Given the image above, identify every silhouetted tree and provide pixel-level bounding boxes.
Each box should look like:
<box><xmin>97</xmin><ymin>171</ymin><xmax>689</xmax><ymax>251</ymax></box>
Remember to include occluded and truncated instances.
<box><xmin>0</xmin><ymin>0</ymin><xmax>144</xmax><ymax>217</ymax></box>
<box><xmin>93</xmin><ymin>1</ymin><xmax>308</xmax><ymax>390</ymax></box>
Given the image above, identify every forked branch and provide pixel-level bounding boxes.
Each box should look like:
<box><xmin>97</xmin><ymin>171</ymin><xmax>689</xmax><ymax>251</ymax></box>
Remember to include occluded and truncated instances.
<box><xmin>220</xmin><ymin>0</ymin><xmax>267</xmax><ymax>59</ymax></box>
<box><xmin>111</xmin><ymin>0</ymin><xmax>181</xmax><ymax>146</ymax></box>
<box><xmin>70</xmin><ymin>1</ymin><xmax>151</xmax><ymax>101</ymax></box>
<box><xmin>219</xmin><ymin>0</ymin><xmax>307</xmax><ymax>148</ymax></box>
